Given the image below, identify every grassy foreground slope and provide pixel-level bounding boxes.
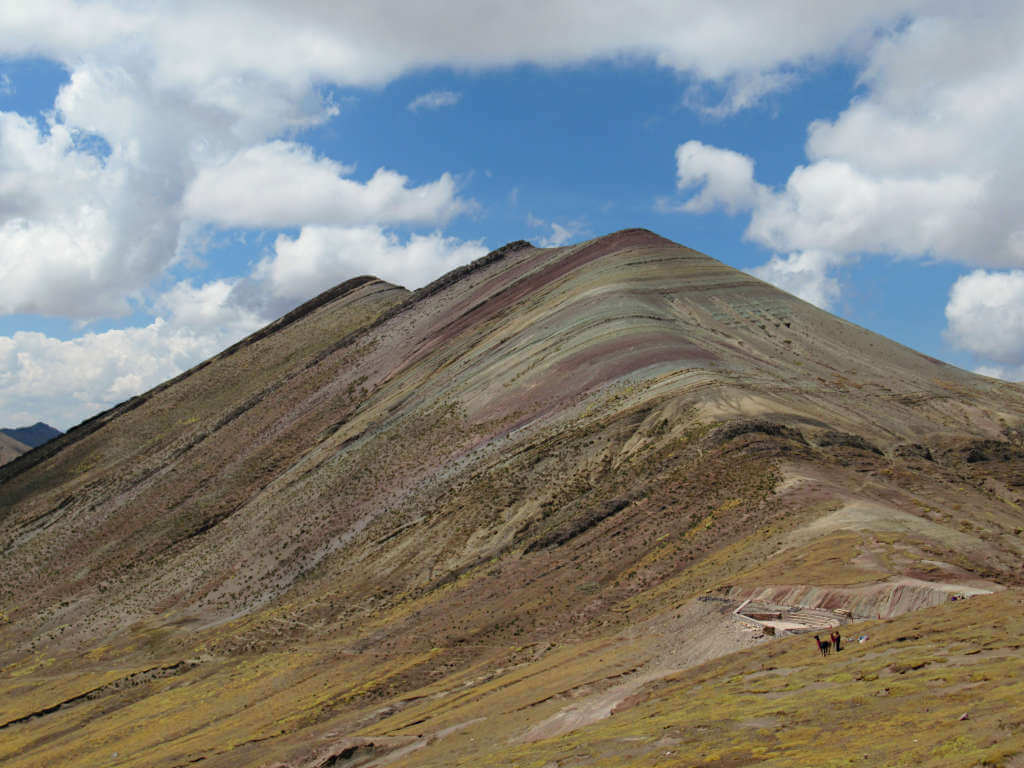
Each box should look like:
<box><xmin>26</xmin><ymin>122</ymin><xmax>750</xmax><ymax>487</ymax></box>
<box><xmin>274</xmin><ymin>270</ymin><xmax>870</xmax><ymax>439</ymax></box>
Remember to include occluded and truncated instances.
<box><xmin>1</xmin><ymin>230</ymin><xmax>1023</xmax><ymax>766</ymax></box>
<box><xmin>403</xmin><ymin>590</ymin><xmax>1024</xmax><ymax>768</ymax></box>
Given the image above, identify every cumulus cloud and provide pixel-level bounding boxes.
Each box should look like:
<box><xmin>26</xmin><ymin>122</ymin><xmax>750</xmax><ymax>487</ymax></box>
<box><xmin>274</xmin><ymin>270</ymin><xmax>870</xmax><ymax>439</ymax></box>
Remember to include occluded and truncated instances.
<box><xmin>184</xmin><ymin>142</ymin><xmax>472</xmax><ymax>228</ymax></box>
<box><xmin>944</xmin><ymin>270</ymin><xmax>1024</xmax><ymax>375</ymax></box>
<box><xmin>0</xmin><ymin>315</ymin><xmax>261</xmax><ymax>431</ymax></box>
<box><xmin>683</xmin><ymin>69</ymin><xmax>798</xmax><ymax>117</ymax></box>
<box><xmin>0</xmin><ymin>29</ymin><xmax>341</xmax><ymax>323</ymax></box>
<box><xmin>526</xmin><ymin>214</ymin><xmax>585</xmax><ymax>247</ymax></box>
<box><xmin>748</xmin><ymin>250</ymin><xmax>843</xmax><ymax>309</ymax></box>
<box><xmin>674</xmin><ymin>140</ymin><xmax>764</xmax><ymax>214</ymax></box>
<box><xmin>408</xmin><ymin>90</ymin><xmax>461</xmax><ymax>111</ymax></box>
<box><xmin>248</xmin><ymin>226</ymin><xmax>486</xmax><ymax>309</ymax></box>
<box><xmin>539</xmin><ymin>223</ymin><xmax>580</xmax><ymax>248</ymax></box>
<box><xmin>0</xmin><ymin>272</ymin><xmax>269</xmax><ymax>429</ymax></box>
<box><xmin>0</xmin><ymin>63</ymin><xmax>336</xmax><ymax>321</ymax></box>
<box><xmin>0</xmin><ymin>2</ymin><xmax>921</xmax><ymax>90</ymax></box>
<box><xmin>0</xmin><ymin>222</ymin><xmax>489</xmax><ymax>429</ymax></box>
<box><xmin>0</xmin><ymin>1</ymin><xmax>931</xmax><ymax>323</ymax></box>
<box><xmin>795</xmin><ymin>7</ymin><xmax>1024</xmax><ymax>269</ymax></box>
<box><xmin>156</xmin><ymin>279</ymin><xmax>264</xmax><ymax>335</ymax></box>
<box><xmin>0</xmin><ymin>111</ymin><xmax>123</xmax><ymax>317</ymax></box>
<box><xmin>746</xmin><ymin>162</ymin><xmax>983</xmax><ymax>258</ymax></box>
<box><xmin>674</xmin><ymin>145</ymin><xmax>989</xmax><ymax>274</ymax></box>
<box><xmin>671</xmin><ymin>5</ymin><xmax>1024</xmax><ymax>325</ymax></box>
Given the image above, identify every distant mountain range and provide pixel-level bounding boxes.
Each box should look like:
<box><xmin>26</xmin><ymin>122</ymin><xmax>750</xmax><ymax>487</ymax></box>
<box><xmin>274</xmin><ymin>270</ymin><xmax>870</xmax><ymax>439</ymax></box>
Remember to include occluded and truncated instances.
<box><xmin>0</xmin><ymin>422</ymin><xmax>61</xmax><ymax>466</ymax></box>
<box><xmin>1</xmin><ymin>421</ymin><xmax>62</xmax><ymax>449</ymax></box>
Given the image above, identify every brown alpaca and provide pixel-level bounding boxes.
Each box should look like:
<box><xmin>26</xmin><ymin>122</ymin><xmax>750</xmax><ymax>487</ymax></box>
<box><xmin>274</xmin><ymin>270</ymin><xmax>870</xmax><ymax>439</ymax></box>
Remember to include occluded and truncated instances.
<box><xmin>814</xmin><ymin>635</ymin><xmax>832</xmax><ymax>656</ymax></box>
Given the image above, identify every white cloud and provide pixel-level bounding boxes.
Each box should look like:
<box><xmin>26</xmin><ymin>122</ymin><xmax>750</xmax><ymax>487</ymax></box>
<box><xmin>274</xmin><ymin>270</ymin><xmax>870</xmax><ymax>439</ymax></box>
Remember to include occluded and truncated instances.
<box><xmin>255</xmin><ymin>225</ymin><xmax>488</xmax><ymax>299</ymax></box>
<box><xmin>748</xmin><ymin>250</ymin><xmax>843</xmax><ymax>309</ymax></box>
<box><xmin>0</xmin><ymin>1</ymin><xmax>936</xmax><ymax>323</ymax></box>
<box><xmin>0</xmin><ymin>315</ymin><xmax>261</xmax><ymax>430</ymax></box>
<box><xmin>527</xmin><ymin>214</ymin><xmax>584</xmax><ymax>247</ymax></box>
<box><xmin>683</xmin><ymin>69</ymin><xmax>798</xmax><ymax>117</ymax></box>
<box><xmin>973</xmin><ymin>364</ymin><xmax>1024</xmax><ymax>382</ymax></box>
<box><xmin>974</xmin><ymin>365</ymin><xmax>1006</xmax><ymax>379</ymax></box>
<box><xmin>675</xmin><ymin>145</ymin><xmax>987</xmax><ymax>266</ymax></box>
<box><xmin>0</xmin><ymin>0</ymin><xmax>137</xmax><ymax>62</ymax></box>
<box><xmin>945</xmin><ymin>270</ymin><xmax>1024</xmax><ymax>371</ymax></box>
<box><xmin>0</xmin><ymin>269</ymin><xmax>271</xmax><ymax>429</ymax></box>
<box><xmin>0</xmin><ymin>111</ymin><xmax>126</xmax><ymax>317</ymax></box>
<box><xmin>0</xmin><ymin>220</ymin><xmax>490</xmax><ymax>429</ymax></box>
<box><xmin>408</xmin><ymin>90</ymin><xmax>461</xmax><ymax>111</ymax></box>
<box><xmin>184</xmin><ymin>141</ymin><xmax>472</xmax><ymax>228</ymax></box>
<box><xmin>0</xmin><ymin>73</ymin><xmax>12</xmax><ymax>95</ymax></box>
<box><xmin>156</xmin><ymin>278</ymin><xmax>263</xmax><ymax>335</ymax></box>
<box><xmin>0</xmin><ymin>2</ymin><xmax>919</xmax><ymax>90</ymax></box>
<box><xmin>0</xmin><ymin>36</ymin><xmax>341</xmax><ymax>323</ymax></box>
<box><xmin>674</xmin><ymin>140</ymin><xmax>764</xmax><ymax>214</ymax></box>
<box><xmin>794</xmin><ymin>7</ymin><xmax>1024</xmax><ymax>268</ymax></box>
<box><xmin>0</xmin><ymin>61</ymin><xmax>329</xmax><ymax>321</ymax></box>
<box><xmin>539</xmin><ymin>222</ymin><xmax>576</xmax><ymax>248</ymax></box>
<box><xmin>747</xmin><ymin>161</ymin><xmax>983</xmax><ymax>258</ymax></box>
<box><xmin>671</xmin><ymin>6</ymin><xmax>1024</xmax><ymax>315</ymax></box>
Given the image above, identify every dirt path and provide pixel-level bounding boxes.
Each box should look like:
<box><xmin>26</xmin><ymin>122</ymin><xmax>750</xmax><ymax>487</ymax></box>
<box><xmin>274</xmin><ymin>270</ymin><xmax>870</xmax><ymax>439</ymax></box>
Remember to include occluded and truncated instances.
<box><xmin>517</xmin><ymin>599</ymin><xmax>765</xmax><ymax>743</ymax></box>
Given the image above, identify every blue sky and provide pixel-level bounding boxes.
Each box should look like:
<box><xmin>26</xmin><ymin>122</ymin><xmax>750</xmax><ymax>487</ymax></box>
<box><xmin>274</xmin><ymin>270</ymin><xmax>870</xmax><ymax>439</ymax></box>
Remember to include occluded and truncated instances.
<box><xmin>1</xmin><ymin>2</ymin><xmax>1023</xmax><ymax>430</ymax></box>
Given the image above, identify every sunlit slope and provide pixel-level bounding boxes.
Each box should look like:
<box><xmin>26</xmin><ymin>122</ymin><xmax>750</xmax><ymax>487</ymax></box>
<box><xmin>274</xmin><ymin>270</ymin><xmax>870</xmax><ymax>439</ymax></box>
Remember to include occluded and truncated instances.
<box><xmin>1</xmin><ymin>229</ymin><xmax>1023</xmax><ymax>767</ymax></box>
<box><xmin>0</xmin><ymin>275</ymin><xmax>408</xmax><ymax>644</ymax></box>
<box><xmin>363</xmin><ymin>591</ymin><xmax>1024</xmax><ymax>768</ymax></box>
<box><xmin>0</xmin><ymin>433</ymin><xmax>28</xmax><ymax>466</ymax></box>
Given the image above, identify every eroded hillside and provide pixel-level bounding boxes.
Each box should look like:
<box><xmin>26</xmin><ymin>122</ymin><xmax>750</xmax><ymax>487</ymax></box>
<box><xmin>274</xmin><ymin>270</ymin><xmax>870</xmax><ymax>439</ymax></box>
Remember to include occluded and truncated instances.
<box><xmin>1</xmin><ymin>229</ymin><xmax>1023</xmax><ymax>767</ymax></box>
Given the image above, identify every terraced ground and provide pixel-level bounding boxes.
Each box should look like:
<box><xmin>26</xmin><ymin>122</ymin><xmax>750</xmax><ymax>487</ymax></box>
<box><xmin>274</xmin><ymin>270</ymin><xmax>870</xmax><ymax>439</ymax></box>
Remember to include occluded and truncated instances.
<box><xmin>1</xmin><ymin>229</ymin><xmax>1023</xmax><ymax>766</ymax></box>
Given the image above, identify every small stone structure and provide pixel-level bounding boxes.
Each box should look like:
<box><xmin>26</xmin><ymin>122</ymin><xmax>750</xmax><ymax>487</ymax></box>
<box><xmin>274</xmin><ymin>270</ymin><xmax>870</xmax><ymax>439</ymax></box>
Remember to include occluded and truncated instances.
<box><xmin>732</xmin><ymin>599</ymin><xmax>844</xmax><ymax>635</ymax></box>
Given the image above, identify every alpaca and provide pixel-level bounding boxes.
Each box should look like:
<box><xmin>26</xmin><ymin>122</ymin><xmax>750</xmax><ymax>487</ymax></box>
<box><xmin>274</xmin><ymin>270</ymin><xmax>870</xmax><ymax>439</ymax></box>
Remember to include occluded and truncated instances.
<box><xmin>814</xmin><ymin>635</ymin><xmax>832</xmax><ymax>657</ymax></box>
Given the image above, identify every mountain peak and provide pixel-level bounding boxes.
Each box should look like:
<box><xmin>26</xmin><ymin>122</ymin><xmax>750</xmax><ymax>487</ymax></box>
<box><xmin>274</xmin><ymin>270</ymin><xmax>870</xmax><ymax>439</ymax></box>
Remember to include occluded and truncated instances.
<box><xmin>0</xmin><ymin>421</ymin><xmax>61</xmax><ymax>449</ymax></box>
<box><xmin>1</xmin><ymin>230</ymin><xmax>1022</xmax><ymax>767</ymax></box>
